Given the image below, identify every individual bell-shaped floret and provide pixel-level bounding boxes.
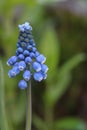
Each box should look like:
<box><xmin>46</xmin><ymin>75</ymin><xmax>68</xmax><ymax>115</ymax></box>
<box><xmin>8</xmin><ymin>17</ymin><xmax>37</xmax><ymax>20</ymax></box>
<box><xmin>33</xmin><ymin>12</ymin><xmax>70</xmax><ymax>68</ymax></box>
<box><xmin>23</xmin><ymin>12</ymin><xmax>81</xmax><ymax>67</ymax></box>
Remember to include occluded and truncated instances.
<box><xmin>8</xmin><ymin>70</ymin><xmax>16</xmax><ymax>78</ymax></box>
<box><xmin>16</xmin><ymin>47</ymin><xmax>23</xmax><ymax>53</ymax></box>
<box><xmin>36</xmin><ymin>54</ymin><xmax>46</xmax><ymax>64</ymax></box>
<box><xmin>34</xmin><ymin>72</ymin><xmax>43</xmax><ymax>82</ymax></box>
<box><xmin>18</xmin><ymin>61</ymin><xmax>26</xmax><ymax>71</ymax></box>
<box><xmin>7</xmin><ymin>56</ymin><xmax>18</xmax><ymax>66</ymax></box>
<box><xmin>42</xmin><ymin>73</ymin><xmax>47</xmax><ymax>79</ymax></box>
<box><xmin>18</xmin><ymin>80</ymin><xmax>27</xmax><ymax>89</ymax></box>
<box><xmin>23</xmin><ymin>50</ymin><xmax>29</xmax><ymax>56</ymax></box>
<box><xmin>25</xmin><ymin>57</ymin><xmax>32</xmax><ymax>64</ymax></box>
<box><xmin>41</xmin><ymin>64</ymin><xmax>48</xmax><ymax>73</ymax></box>
<box><xmin>35</xmin><ymin>51</ymin><xmax>40</xmax><ymax>57</ymax></box>
<box><xmin>33</xmin><ymin>62</ymin><xmax>41</xmax><ymax>72</ymax></box>
<box><xmin>23</xmin><ymin>70</ymin><xmax>31</xmax><ymax>81</ymax></box>
<box><xmin>30</xmin><ymin>52</ymin><xmax>35</xmax><ymax>58</ymax></box>
<box><xmin>8</xmin><ymin>66</ymin><xmax>20</xmax><ymax>78</ymax></box>
<box><xmin>18</xmin><ymin>54</ymin><xmax>25</xmax><ymax>60</ymax></box>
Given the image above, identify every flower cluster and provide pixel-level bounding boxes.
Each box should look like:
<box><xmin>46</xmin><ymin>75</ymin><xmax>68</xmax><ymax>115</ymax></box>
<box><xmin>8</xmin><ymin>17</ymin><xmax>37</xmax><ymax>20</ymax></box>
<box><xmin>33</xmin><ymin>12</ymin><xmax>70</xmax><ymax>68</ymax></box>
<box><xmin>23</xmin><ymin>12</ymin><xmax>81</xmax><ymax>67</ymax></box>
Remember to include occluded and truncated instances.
<box><xmin>7</xmin><ymin>22</ymin><xmax>48</xmax><ymax>89</ymax></box>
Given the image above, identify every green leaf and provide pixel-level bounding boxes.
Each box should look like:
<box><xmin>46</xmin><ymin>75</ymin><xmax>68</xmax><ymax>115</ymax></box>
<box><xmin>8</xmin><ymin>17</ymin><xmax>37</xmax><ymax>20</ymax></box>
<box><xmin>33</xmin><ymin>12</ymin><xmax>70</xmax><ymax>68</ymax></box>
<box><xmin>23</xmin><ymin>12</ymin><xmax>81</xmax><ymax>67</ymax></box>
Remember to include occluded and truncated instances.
<box><xmin>44</xmin><ymin>72</ymin><xmax>71</xmax><ymax>107</ymax></box>
<box><xmin>39</xmin><ymin>26</ymin><xmax>60</xmax><ymax>80</ymax></box>
<box><xmin>54</xmin><ymin>117</ymin><xmax>87</xmax><ymax>130</ymax></box>
<box><xmin>0</xmin><ymin>61</ymin><xmax>9</xmax><ymax>130</ymax></box>
<box><xmin>44</xmin><ymin>53</ymin><xmax>85</xmax><ymax>107</ymax></box>
<box><xmin>12</xmin><ymin>92</ymin><xmax>26</xmax><ymax>124</ymax></box>
<box><xmin>33</xmin><ymin>115</ymin><xmax>47</xmax><ymax>130</ymax></box>
<box><xmin>58</xmin><ymin>53</ymin><xmax>85</xmax><ymax>79</ymax></box>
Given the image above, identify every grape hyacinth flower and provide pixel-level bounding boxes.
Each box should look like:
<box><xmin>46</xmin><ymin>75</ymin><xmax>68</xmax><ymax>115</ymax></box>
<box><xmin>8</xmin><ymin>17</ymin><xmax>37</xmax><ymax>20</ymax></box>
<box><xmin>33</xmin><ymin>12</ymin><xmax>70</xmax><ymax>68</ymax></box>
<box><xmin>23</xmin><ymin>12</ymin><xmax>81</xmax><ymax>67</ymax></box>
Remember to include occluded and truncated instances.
<box><xmin>7</xmin><ymin>22</ymin><xmax>48</xmax><ymax>90</ymax></box>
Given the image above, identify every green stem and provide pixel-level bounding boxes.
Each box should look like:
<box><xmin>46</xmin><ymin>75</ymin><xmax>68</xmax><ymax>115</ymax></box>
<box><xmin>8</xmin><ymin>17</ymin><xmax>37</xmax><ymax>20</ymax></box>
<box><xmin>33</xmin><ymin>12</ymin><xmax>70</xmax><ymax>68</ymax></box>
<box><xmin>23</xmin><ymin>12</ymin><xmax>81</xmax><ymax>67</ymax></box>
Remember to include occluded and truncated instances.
<box><xmin>25</xmin><ymin>81</ymin><xmax>32</xmax><ymax>130</ymax></box>
<box><xmin>0</xmin><ymin>61</ymin><xmax>9</xmax><ymax>130</ymax></box>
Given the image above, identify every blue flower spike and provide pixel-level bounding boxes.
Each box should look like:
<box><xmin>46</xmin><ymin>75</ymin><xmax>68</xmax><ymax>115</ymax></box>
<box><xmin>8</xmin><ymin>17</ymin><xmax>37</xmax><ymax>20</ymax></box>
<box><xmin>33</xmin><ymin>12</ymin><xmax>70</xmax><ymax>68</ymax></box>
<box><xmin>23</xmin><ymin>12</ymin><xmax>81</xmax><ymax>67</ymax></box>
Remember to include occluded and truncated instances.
<box><xmin>7</xmin><ymin>22</ymin><xmax>48</xmax><ymax>89</ymax></box>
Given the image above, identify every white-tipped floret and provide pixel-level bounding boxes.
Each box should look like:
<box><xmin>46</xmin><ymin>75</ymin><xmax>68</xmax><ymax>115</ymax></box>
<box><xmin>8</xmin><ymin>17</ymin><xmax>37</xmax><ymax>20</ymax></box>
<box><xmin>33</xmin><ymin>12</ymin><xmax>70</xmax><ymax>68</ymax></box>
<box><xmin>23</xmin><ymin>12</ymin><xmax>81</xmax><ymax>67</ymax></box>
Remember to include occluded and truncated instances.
<box><xmin>18</xmin><ymin>22</ymin><xmax>32</xmax><ymax>32</ymax></box>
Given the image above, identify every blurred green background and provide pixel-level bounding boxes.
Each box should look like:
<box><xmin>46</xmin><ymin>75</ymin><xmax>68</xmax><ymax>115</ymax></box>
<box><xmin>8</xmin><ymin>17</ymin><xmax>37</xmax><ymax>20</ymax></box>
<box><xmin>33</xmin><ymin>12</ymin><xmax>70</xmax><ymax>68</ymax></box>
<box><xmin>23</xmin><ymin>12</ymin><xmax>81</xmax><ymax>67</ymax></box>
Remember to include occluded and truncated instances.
<box><xmin>0</xmin><ymin>0</ymin><xmax>87</xmax><ymax>130</ymax></box>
